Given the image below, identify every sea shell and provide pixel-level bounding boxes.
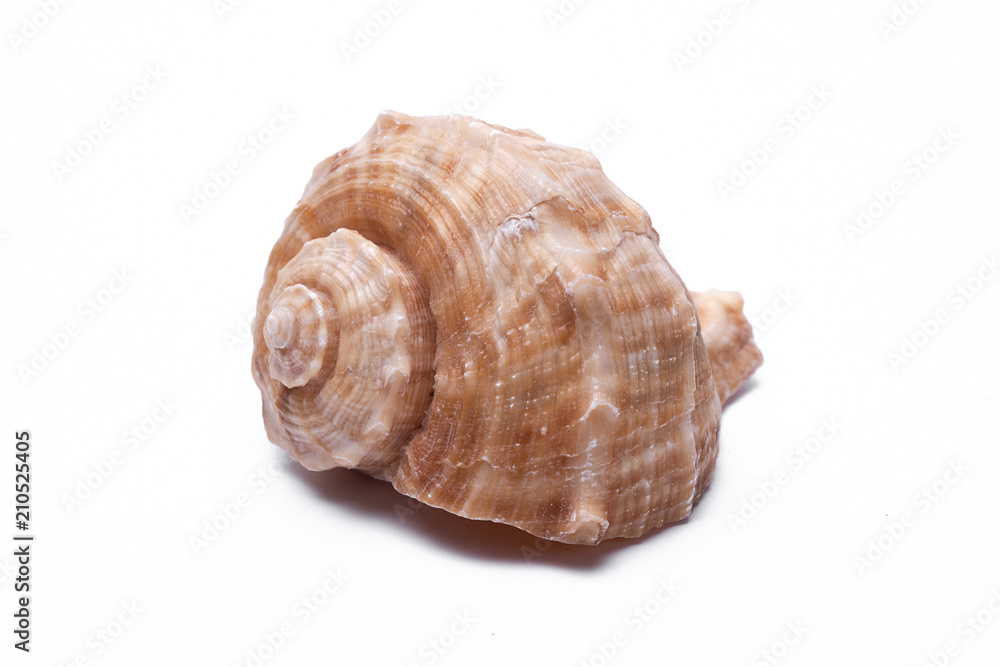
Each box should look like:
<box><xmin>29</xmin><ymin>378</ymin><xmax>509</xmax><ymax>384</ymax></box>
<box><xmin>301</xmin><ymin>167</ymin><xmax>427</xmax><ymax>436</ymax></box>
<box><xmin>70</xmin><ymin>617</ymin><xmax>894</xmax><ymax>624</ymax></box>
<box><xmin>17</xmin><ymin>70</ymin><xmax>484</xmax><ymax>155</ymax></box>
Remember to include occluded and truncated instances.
<box><xmin>251</xmin><ymin>111</ymin><xmax>762</xmax><ymax>545</ymax></box>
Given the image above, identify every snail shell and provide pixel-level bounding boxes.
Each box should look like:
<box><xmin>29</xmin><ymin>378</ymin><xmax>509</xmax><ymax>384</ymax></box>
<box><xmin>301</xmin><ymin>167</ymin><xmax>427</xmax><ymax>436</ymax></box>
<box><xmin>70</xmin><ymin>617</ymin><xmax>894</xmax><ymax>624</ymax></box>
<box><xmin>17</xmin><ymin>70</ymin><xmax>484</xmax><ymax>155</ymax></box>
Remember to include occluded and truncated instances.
<box><xmin>252</xmin><ymin>112</ymin><xmax>762</xmax><ymax>545</ymax></box>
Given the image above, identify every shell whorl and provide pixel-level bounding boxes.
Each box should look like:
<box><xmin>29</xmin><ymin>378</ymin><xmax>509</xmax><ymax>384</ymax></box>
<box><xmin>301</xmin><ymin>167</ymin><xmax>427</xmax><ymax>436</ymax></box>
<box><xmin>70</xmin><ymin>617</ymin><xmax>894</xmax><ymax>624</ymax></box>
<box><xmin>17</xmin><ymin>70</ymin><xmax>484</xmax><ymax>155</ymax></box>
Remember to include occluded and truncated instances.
<box><xmin>251</xmin><ymin>111</ymin><xmax>758</xmax><ymax>544</ymax></box>
<box><xmin>264</xmin><ymin>284</ymin><xmax>330</xmax><ymax>388</ymax></box>
<box><xmin>256</xmin><ymin>228</ymin><xmax>435</xmax><ymax>477</ymax></box>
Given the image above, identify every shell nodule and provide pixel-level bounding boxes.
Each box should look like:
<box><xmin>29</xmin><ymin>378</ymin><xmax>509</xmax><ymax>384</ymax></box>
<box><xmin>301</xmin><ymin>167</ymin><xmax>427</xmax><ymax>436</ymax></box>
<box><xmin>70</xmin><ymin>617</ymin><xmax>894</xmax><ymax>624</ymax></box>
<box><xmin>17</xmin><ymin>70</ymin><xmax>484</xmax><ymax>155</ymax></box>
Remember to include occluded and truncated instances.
<box><xmin>252</xmin><ymin>112</ymin><xmax>762</xmax><ymax>544</ymax></box>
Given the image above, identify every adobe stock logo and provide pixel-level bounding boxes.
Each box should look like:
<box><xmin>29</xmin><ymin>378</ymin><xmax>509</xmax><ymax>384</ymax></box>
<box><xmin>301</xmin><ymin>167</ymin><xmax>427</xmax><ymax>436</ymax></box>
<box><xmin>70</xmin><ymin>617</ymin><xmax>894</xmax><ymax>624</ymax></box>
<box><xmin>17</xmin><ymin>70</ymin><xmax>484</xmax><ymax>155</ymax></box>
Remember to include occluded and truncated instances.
<box><xmin>727</xmin><ymin>418</ymin><xmax>842</xmax><ymax>534</ymax></box>
<box><xmin>178</xmin><ymin>107</ymin><xmax>294</xmax><ymax>223</ymax></box>
<box><xmin>877</xmin><ymin>0</ymin><xmax>933</xmax><ymax>40</ymax></box>
<box><xmin>442</xmin><ymin>75</ymin><xmax>502</xmax><ymax>117</ymax></box>
<box><xmin>213</xmin><ymin>0</ymin><xmax>249</xmax><ymax>21</ymax></box>
<box><xmin>544</xmin><ymin>0</ymin><xmax>591</xmax><ymax>31</ymax></box>
<box><xmin>188</xmin><ymin>460</ymin><xmax>290</xmax><ymax>555</ymax></box>
<box><xmin>7</xmin><ymin>0</ymin><xmax>72</xmax><ymax>53</ymax></box>
<box><xmin>17</xmin><ymin>269</ymin><xmax>134</xmax><ymax>385</ymax></box>
<box><xmin>853</xmin><ymin>460</ymin><xmax>969</xmax><ymax>575</ymax></box>
<box><xmin>577</xmin><ymin>578</ymin><xmax>681</xmax><ymax>667</ymax></box>
<box><xmin>843</xmin><ymin>127</ymin><xmax>959</xmax><ymax>243</ymax></box>
<box><xmin>749</xmin><ymin>289</ymin><xmax>797</xmax><ymax>337</ymax></box>
<box><xmin>917</xmin><ymin>589</ymin><xmax>1000</xmax><ymax>667</ymax></box>
<box><xmin>56</xmin><ymin>602</ymin><xmax>143</xmax><ymax>666</ymax></box>
<box><xmin>716</xmin><ymin>85</ymin><xmax>832</xmax><ymax>202</ymax></box>
<box><xmin>339</xmin><ymin>0</ymin><xmax>415</xmax><ymax>63</ymax></box>
<box><xmin>672</xmin><ymin>0</ymin><xmax>758</xmax><ymax>73</ymax></box>
<box><xmin>405</xmin><ymin>611</ymin><xmax>476</xmax><ymax>667</ymax></box>
<box><xmin>234</xmin><ymin>568</ymin><xmax>349</xmax><ymax>667</ymax></box>
<box><xmin>62</xmin><ymin>398</ymin><xmax>178</xmax><ymax>513</ymax></box>
<box><xmin>886</xmin><ymin>255</ymin><xmax>997</xmax><ymax>371</ymax></box>
<box><xmin>751</xmin><ymin>620</ymin><xmax>808</xmax><ymax>667</ymax></box>
<box><xmin>51</xmin><ymin>66</ymin><xmax>168</xmax><ymax>182</ymax></box>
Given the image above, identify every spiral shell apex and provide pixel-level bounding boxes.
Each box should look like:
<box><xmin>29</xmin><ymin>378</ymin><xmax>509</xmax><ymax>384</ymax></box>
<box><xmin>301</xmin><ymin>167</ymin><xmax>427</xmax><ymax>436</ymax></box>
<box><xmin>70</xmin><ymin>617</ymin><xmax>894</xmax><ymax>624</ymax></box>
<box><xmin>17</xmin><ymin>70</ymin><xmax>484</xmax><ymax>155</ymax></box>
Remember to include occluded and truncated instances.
<box><xmin>252</xmin><ymin>111</ymin><xmax>762</xmax><ymax>545</ymax></box>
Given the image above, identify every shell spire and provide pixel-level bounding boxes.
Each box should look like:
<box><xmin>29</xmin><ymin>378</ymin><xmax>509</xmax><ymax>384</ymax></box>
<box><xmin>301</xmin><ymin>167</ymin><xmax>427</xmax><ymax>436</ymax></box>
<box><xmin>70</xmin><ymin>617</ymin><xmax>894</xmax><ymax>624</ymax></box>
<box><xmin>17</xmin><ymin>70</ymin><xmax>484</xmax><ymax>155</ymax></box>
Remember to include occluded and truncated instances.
<box><xmin>252</xmin><ymin>111</ymin><xmax>762</xmax><ymax>544</ymax></box>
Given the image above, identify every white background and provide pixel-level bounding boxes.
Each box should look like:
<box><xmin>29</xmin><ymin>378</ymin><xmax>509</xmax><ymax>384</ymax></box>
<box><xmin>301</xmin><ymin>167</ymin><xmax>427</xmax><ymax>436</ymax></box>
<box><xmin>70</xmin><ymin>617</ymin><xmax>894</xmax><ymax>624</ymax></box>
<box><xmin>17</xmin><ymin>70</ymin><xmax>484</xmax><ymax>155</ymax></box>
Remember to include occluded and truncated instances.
<box><xmin>2</xmin><ymin>0</ymin><xmax>999</xmax><ymax>665</ymax></box>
